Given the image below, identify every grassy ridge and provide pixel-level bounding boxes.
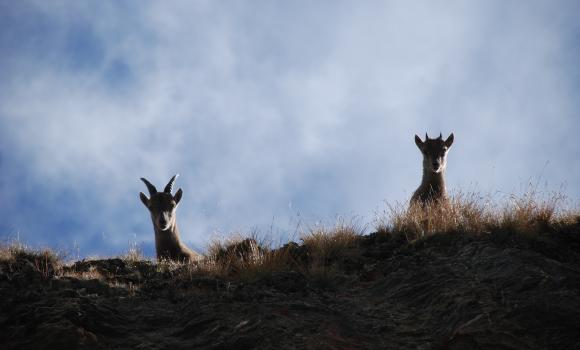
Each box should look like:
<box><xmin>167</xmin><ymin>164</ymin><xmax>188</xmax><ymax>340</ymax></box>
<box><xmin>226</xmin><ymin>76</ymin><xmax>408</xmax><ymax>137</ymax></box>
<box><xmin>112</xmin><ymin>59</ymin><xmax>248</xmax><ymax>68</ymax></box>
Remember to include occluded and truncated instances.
<box><xmin>1</xmin><ymin>191</ymin><xmax>578</xmax><ymax>285</ymax></box>
<box><xmin>1</xmin><ymin>191</ymin><xmax>580</xmax><ymax>349</ymax></box>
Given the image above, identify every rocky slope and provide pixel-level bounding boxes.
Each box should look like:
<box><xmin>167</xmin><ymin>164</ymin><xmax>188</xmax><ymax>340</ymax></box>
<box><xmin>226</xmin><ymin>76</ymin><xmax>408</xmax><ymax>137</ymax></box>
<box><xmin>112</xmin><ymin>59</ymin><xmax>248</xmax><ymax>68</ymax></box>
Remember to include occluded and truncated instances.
<box><xmin>1</xmin><ymin>222</ymin><xmax>580</xmax><ymax>350</ymax></box>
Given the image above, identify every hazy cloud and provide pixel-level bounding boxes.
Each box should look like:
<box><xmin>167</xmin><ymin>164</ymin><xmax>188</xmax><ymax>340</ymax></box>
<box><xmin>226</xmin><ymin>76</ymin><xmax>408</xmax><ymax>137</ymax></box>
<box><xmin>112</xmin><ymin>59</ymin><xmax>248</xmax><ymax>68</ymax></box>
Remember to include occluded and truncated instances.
<box><xmin>1</xmin><ymin>1</ymin><xmax>579</xmax><ymax>256</ymax></box>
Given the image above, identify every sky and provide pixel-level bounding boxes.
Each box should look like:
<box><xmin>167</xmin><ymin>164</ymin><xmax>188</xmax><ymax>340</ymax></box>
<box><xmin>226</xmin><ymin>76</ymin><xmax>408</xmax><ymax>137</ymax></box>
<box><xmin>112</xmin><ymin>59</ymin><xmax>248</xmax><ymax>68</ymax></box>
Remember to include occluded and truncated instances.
<box><xmin>1</xmin><ymin>1</ymin><xmax>579</xmax><ymax>258</ymax></box>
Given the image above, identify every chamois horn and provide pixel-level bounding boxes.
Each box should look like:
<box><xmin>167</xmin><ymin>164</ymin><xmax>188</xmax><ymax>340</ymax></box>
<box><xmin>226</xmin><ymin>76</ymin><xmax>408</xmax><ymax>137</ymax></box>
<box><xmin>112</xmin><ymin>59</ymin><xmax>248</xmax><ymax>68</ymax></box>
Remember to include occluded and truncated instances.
<box><xmin>164</xmin><ymin>174</ymin><xmax>179</xmax><ymax>194</ymax></box>
<box><xmin>141</xmin><ymin>178</ymin><xmax>157</xmax><ymax>196</ymax></box>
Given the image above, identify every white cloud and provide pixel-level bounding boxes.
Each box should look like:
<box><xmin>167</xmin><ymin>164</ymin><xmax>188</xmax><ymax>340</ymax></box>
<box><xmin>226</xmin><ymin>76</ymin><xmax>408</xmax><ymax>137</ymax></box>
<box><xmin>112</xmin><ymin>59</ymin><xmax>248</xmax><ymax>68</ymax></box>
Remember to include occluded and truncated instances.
<box><xmin>1</xmin><ymin>1</ymin><xmax>579</xmax><ymax>255</ymax></box>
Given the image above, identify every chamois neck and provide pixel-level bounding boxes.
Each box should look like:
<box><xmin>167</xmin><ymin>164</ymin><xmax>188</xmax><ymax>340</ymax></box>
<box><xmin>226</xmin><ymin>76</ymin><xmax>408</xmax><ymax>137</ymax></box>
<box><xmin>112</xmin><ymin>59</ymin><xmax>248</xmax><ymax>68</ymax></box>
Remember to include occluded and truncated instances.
<box><xmin>421</xmin><ymin>167</ymin><xmax>446</xmax><ymax>193</ymax></box>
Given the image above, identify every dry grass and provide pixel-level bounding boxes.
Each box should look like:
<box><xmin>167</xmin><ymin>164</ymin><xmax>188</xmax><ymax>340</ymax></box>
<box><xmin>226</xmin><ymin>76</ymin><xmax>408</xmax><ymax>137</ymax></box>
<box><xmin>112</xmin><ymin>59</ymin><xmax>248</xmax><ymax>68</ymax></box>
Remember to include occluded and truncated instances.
<box><xmin>300</xmin><ymin>219</ymin><xmax>362</xmax><ymax>265</ymax></box>
<box><xmin>0</xmin><ymin>242</ymin><xmax>64</xmax><ymax>279</ymax></box>
<box><xmin>375</xmin><ymin>189</ymin><xmax>577</xmax><ymax>241</ymax></box>
<box><xmin>496</xmin><ymin>191</ymin><xmax>568</xmax><ymax>234</ymax></box>
<box><xmin>119</xmin><ymin>240</ymin><xmax>146</xmax><ymax>263</ymax></box>
<box><xmin>165</xmin><ymin>219</ymin><xmax>364</xmax><ymax>284</ymax></box>
<box><xmin>191</xmin><ymin>234</ymin><xmax>288</xmax><ymax>281</ymax></box>
<box><xmin>295</xmin><ymin>219</ymin><xmax>363</xmax><ymax>288</ymax></box>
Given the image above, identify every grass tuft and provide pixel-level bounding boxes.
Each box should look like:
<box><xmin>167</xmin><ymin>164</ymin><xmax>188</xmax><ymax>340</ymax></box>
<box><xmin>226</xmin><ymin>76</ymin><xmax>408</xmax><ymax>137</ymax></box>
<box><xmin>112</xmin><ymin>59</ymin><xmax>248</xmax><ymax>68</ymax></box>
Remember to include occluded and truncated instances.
<box><xmin>301</xmin><ymin>219</ymin><xmax>362</xmax><ymax>265</ymax></box>
<box><xmin>196</xmin><ymin>234</ymin><xmax>293</xmax><ymax>282</ymax></box>
<box><xmin>0</xmin><ymin>242</ymin><xmax>64</xmax><ymax>280</ymax></box>
<box><xmin>119</xmin><ymin>241</ymin><xmax>146</xmax><ymax>263</ymax></box>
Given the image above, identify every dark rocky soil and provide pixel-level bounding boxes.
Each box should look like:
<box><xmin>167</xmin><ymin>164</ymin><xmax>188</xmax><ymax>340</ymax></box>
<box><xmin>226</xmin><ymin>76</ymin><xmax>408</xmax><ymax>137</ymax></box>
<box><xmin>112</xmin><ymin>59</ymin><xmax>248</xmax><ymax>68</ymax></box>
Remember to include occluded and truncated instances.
<box><xmin>2</xmin><ymin>225</ymin><xmax>580</xmax><ymax>349</ymax></box>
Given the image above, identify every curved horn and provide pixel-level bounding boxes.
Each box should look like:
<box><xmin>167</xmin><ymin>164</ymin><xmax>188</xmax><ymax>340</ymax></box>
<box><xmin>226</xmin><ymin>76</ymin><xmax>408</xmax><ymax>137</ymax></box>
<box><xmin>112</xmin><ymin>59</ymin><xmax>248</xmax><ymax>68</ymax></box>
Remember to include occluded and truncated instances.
<box><xmin>140</xmin><ymin>178</ymin><xmax>157</xmax><ymax>196</ymax></box>
<box><xmin>425</xmin><ymin>132</ymin><xmax>429</xmax><ymax>140</ymax></box>
<box><xmin>164</xmin><ymin>174</ymin><xmax>179</xmax><ymax>193</ymax></box>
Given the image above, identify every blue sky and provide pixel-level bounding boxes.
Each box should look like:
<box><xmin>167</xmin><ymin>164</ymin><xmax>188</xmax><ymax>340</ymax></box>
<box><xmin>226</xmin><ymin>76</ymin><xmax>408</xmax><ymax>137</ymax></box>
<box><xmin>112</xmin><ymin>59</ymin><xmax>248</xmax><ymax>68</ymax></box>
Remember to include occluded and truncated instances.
<box><xmin>1</xmin><ymin>1</ymin><xmax>579</xmax><ymax>258</ymax></box>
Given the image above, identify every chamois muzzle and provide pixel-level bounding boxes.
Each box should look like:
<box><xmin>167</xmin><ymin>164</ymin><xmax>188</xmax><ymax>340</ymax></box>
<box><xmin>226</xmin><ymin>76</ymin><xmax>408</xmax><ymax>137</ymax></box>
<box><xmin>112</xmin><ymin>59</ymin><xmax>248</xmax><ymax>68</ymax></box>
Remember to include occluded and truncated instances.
<box><xmin>158</xmin><ymin>216</ymin><xmax>168</xmax><ymax>228</ymax></box>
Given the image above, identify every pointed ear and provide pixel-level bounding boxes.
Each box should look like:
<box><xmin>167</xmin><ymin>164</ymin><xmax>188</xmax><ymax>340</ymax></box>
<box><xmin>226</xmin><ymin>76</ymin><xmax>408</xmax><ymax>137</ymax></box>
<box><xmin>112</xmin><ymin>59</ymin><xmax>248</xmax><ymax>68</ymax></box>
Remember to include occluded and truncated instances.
<box><xmin>414</xmin><ymin>134</ymin><xmax>424</xmax><ymax>150</ymax></box>
<box><xmin>140</xmin><ymin>192</ymin><xmax>150</xmax><ymax>208</ymax></box>
<box><xmin>174</xmin><ymin>188</ymin><xmax>183</xmax><ymax>205</ymax></box>
<box><xmin>445</xmin><ymin>133</ymin><xmax>454</xmax><ymax>147</ymax></box>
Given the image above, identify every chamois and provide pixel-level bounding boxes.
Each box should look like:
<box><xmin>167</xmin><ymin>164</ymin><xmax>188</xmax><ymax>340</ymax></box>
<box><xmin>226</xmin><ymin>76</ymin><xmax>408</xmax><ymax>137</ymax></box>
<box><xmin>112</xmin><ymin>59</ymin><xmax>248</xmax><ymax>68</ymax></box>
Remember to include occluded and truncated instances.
<box><xmin>411</xmin><ymin>133</ymin><xmax>454</xmax><ymax>205</ymax></box>
<box><xmin>139</xmin><ymin>175</ymin><xmax>200</xmax><ymax>262</ymax></box>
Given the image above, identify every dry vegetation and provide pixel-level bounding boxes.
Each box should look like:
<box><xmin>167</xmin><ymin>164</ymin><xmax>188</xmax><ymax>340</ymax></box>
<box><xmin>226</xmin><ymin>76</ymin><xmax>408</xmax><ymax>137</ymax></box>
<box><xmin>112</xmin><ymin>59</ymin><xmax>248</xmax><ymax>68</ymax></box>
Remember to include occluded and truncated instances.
<box><xmin>0</xmin><ymin>243</ymin><xmax>64</xmax><ymax>280</ymax></box>
<box><xmin>1</xmin><ymin>191</ymin><xmax>578</xmax><ymax>285</ymax></box>
<box><xmin>375</xmin><ymin>190</ymin><xmax>577</xmax><ymax>241</ymax></box>
<box><xmin>157</xmin><ymin>219</ymin><xmax>364</xmax><ymax>285</ymax></box>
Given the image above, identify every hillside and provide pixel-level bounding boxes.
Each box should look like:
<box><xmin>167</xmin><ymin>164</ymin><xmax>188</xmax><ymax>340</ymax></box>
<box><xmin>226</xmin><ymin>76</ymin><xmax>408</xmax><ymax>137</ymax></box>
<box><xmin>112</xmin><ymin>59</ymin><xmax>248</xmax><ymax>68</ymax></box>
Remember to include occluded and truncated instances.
<box><xmin>1</xmin><ymin>198</ymin><xmax>580</xmax><ymax>349</ymax></box>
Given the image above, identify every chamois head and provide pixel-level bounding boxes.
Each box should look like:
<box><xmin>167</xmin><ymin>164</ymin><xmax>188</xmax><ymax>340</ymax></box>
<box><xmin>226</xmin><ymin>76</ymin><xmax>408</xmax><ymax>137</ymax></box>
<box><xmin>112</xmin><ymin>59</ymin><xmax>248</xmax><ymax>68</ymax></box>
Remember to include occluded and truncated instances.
<box><xmin>415</xmin><ymin>133</ymin><xmax>454</xmax><ymax>173</ymax></box>
<box><xmin>139</xmin><ymin>175</ymin><xmax>183</xmax><ymax>231</ymax></box>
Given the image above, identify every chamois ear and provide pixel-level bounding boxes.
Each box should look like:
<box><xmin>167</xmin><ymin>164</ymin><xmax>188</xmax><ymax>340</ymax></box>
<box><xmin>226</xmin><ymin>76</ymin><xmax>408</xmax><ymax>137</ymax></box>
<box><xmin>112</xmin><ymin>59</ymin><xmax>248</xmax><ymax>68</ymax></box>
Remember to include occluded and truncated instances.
<box><xmin>414</xmin><ymin>134</ymin><xmax>424</xmax><ymax>150</ymax></box>
<box><xmin>445</xmin><ymin>133</ymin><xmax>454</xmax><ymax>147</ymax></box>
<box><xmin>174</xmin><ymin>188</ymin><xmax>183</xmax><ymax>205</ymax></box>
<box><xmin>139</xmin><ymin>192</ymin><xmax>150</xmax><ymax>208</ymax></box>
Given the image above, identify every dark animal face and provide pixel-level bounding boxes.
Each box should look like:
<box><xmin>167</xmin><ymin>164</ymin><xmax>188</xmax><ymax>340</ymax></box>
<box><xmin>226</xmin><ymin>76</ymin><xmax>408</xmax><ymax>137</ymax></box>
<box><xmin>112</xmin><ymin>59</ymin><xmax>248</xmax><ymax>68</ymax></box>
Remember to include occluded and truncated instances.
<box><xmin>139</xmin><ymin>175</ymin><xmax>183</xmax><ymax>231</ymax></box>
<box><xmin>142</xmin><ymin>192</ymin><xmax>182</xmax><ymax>231</ymax></box>
<box><xmin>415</xmin><ymin>133</ymin><xmax>454</xmax><ymax>173</ymax></box>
